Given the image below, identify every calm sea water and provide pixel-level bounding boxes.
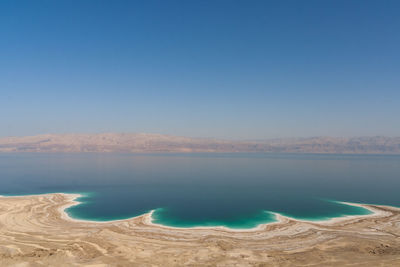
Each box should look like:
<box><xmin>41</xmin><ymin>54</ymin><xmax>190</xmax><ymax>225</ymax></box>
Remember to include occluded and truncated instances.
<box><xmin>1</xmin><ymin>153</ymin><xmax>399</xmax><ymax>228</ymax></box>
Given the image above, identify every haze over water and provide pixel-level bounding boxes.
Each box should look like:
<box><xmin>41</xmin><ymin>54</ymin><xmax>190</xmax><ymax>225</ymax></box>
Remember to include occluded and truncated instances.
<box><xmin>1</xmin><ymin>153</ymin><xmax>399</xmax><ymax>228</ymax></box>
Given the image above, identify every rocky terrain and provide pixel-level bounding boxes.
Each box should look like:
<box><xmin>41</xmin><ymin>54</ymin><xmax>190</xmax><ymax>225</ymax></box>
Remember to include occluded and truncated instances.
<box><xmin>0</xmin><ymin>133</ymin><xmax>399</xmax><ymax>154</ymax></box>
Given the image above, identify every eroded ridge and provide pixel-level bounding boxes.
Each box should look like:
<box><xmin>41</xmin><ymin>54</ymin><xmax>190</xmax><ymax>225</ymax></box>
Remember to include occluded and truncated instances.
<box><xmin>0</xmin><ymin>193</ymin><xmax>399</xmax><ymax>266</ymax></box>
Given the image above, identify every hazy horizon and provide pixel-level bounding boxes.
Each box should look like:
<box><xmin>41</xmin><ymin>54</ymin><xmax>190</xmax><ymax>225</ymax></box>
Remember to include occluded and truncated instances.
<box><xmin>0</xmin><ymin>131</ymin><xmax>400</xmax><ymax>141</ymax></box>
<box><xmin>2</xmin><ymin>0</ymin><xmax>400</xmax><ymax>139</ymax></box>
<box><xmin>1</xmin><ymin>131</ymin><xmax>400</xmax><ymax>141</ymax></box>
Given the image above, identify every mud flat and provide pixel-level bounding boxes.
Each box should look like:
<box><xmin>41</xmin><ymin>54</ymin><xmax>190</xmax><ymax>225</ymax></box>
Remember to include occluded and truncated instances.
<box><xmin>0</xmin><ymin>193</ymin><xmax>399</xmax><ymax>266</ymax></box>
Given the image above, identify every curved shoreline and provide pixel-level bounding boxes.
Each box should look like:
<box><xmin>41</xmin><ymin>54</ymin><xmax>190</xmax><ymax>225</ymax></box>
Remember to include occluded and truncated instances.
<box><xmin>2</xmin><ymin>192</ymin><xmax>392</xmax><ymax>232</ymax></box>
<box><xmin>1</xmin><ymin>192</ymin><xmax>400</xmax><ymax>266</ymax></box>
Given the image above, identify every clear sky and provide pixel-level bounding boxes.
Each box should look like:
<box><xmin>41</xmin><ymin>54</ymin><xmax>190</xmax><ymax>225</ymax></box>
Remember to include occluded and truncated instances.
<box><xmin>1</xmin><ymin>0</ymin><xmax>399</xmax><ymax>139</ymax></box>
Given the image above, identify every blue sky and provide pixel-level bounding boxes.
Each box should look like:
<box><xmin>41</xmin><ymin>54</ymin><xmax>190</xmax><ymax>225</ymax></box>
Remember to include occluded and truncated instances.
<box><xmin>1</xmin><ymin>0</ymin><xmax>399</xmax><ymax>139</ymax></box>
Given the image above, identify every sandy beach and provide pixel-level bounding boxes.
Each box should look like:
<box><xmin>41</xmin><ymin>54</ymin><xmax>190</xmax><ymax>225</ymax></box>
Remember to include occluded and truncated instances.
<box><xmin>0</xmin><ymin>193</ymin><xmax>399</xmax><ymax>266</ymax></box>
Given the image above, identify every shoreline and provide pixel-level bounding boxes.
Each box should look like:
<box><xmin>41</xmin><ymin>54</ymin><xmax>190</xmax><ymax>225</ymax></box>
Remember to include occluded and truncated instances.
<box><xmin>2</xmin><ymin>192</ymin><xmax>394</xmax><ymax>232</ymax></box>
<box><xmin>1</xmin><ymin>192</ymin><xmax>399</xmax><ymax>265</ymax></box>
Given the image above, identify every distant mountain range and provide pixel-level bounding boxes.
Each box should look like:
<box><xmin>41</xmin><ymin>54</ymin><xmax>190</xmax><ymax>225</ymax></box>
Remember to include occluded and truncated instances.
<box><xmin>0</xmin><ymin>133</ymin><xmax>399</xmax><ymax>154</ymax></box>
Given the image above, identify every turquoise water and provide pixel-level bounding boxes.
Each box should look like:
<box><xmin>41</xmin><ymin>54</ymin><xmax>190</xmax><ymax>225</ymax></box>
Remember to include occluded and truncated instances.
<box><xmin>151</xmin><ymin>208</ymin><xmax>278</xmax><ymax>229</ymax></box>
<box><xmin>1</xmin><ymin>153</ymin><xmax>399</xmax><ymax>229</ymax></box>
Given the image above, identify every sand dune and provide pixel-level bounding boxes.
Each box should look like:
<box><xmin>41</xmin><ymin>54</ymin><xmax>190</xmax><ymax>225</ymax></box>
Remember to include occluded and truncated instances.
<box><xmin>0</xmin><ymin>193</ymin><xmax>399</xmax><ymax>266</ymax></box>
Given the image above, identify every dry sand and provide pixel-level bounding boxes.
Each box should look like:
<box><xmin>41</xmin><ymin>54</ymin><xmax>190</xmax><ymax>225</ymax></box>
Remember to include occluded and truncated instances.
<box><xmin>0</xmin><ymin>193</ymin><xmax>399</xmax><ymax>266</ymax></box>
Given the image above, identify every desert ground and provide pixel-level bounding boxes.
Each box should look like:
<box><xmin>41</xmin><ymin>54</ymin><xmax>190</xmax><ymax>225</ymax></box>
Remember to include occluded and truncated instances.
<box><xmin>0</xmin><ymin>193</ymin><xmax>399</xmax><ymax>266</ymax></box>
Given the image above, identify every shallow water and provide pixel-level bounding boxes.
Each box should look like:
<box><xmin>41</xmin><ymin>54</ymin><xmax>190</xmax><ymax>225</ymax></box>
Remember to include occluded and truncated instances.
<box><xmin>0</xmin><ymin>153</ymin><xmax>399</xmax><ymax>228</ymax></box>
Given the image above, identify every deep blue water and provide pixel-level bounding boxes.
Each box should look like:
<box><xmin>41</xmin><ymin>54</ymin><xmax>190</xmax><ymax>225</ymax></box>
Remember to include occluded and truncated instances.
<box><xmin>1</xmin><ymin>153</ymin><xmax>399</xmax><ymax>228</ymax></box>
